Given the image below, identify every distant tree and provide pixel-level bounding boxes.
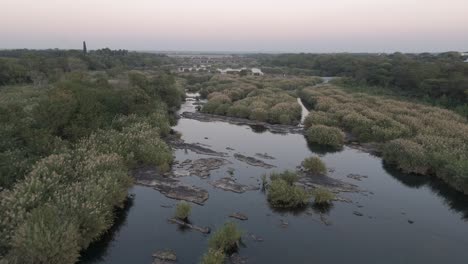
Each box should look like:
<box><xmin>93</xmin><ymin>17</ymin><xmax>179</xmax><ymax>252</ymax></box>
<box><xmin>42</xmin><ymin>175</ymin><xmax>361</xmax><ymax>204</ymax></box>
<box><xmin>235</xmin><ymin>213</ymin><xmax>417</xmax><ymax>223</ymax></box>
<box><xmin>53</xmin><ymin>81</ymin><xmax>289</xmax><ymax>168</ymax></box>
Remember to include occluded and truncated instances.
<box><xmin>83</xmin><ymin>41</ymin><xmax>87</xmax><ymax>55</ymax></box>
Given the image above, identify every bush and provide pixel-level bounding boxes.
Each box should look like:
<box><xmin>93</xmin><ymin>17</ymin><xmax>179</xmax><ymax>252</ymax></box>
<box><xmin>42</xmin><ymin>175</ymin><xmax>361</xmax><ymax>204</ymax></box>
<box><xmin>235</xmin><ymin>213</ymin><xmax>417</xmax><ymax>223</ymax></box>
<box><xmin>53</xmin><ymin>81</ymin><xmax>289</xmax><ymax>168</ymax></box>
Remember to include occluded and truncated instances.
<box><xmin>313</xmin><ymin>187</ymin><xmax>335</xmax><ymax>204</ymax></box>
<box><xmin>208</xmin><ymin>222</ymin><xmax>242</xmax><ymax>253</ymax></box>
<box><xmin>302</xmin><ymin>157</ymin><xmax>327</xmax><ymax>175</ymax></box>
<box><xmin>200</xmin><ymin>249</ymin><xmax>225</xmax><ymax>264</ymax></box>
<box><xmin>270</xmin><ymin>170</ymin><xmax>299</xmax><ymax>185</ymax></box>
<box><xmin>267</xmin><ymin>178</ymin><xmax>310</xmax><ymax>208</ymax></box>
<box><xmin>175</xmin><ymin>201</ymin><xmax>192</xmax><ymax>221</ymax></box>
<box><xmin>382</xmin><ymin>139</ymin><xmax>430</xmax><ymax>175</ymax></box>
<box><xmin>305</xmin><ymin>125</ymin><xmax>345</xmax><ymax>148</ymax></box>
<box><xmin>7</xmin><ymin>205</ymin><xmax>81</xmax><ymax>264</ymax></box>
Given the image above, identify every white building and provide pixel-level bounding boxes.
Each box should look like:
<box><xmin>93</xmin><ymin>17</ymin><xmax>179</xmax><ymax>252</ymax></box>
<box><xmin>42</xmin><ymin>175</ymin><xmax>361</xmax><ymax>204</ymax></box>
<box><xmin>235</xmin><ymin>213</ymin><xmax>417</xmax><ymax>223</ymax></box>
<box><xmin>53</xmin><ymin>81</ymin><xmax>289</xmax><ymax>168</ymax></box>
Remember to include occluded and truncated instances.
<box><xmin>217</xmin><ymin>67</ymin><xmax>264</xmax><ymax>76</ymax></box>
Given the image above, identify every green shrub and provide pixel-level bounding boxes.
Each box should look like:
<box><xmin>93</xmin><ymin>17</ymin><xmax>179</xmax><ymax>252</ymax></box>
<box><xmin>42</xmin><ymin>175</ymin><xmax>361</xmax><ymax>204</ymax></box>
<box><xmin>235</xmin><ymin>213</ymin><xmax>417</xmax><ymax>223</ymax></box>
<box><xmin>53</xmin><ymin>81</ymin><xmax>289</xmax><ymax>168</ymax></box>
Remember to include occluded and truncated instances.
<box><xmin>270</xmin><ymin>170</ymin><xmax>299</xmax><ymax>185</ymax></box>
<box><xmin>208</xmin><ymin>222</ymin><xmax>242</xmax><ymax>253</ymax></box>
<box><xmin>7</xmin><ymin>205</ymin><xmax>81</xmax><ymax>264</ymax></box>
<box><xmin>313</xmin><ymin>187</ymin><xmax>335</xmax><ymax>204</ymax></box>
<box><xmin>382</xmin><ymin>139</ymin><xmax>430</xmax><ymax>175</ymax></box>
<box><xmin>305</xmin><ymin>125</ymin><xmax>345</xmax><ymax>148</ymax></box>
<box><xmin>200</xmin><ymin>249</ymin><xmax>225</xmax><ymax>264</ymax></box>
<box><xmin>302</xmin><ymin>157</ymin><xmax>327</xmax><ymax>175</ymax></box>
<box><xmin>267</xmin><ymin>178</ymin><xmax>310</xmax><ymax>208</ymax></box>
<box><xmin>175</xmin><ymin>201</ymin><xmax>192</xmax><ymax>220</ymax></box>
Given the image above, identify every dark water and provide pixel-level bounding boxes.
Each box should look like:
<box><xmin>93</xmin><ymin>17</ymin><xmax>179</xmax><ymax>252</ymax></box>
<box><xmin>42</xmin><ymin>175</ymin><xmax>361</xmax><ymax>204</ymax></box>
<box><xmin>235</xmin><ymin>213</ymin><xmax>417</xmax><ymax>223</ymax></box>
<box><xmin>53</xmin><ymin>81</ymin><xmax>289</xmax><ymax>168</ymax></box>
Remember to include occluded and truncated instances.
<box><xmin>81</xmin><ymin>98</ymin><xmax>468</xmax><ymax>264</ymax></box>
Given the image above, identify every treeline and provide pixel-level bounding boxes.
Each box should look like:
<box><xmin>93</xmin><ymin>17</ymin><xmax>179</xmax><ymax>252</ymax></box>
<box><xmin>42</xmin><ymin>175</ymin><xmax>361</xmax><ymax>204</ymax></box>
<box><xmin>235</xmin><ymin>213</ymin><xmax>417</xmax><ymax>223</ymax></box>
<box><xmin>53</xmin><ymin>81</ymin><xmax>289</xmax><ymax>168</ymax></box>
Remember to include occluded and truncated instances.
<box><xmin>0</xmin><ymin>50</ymin><xmax>183</xmax><ymax>263</ymax></box>
<box><xmin>256</xmin><ymin>52</ymin><xmax>468</xmax><ymax>116</ymax></box>
<box><xmin>0</xmin><ymin>49</ymin><xmax>173</xmax><ymax>86</ymax></box>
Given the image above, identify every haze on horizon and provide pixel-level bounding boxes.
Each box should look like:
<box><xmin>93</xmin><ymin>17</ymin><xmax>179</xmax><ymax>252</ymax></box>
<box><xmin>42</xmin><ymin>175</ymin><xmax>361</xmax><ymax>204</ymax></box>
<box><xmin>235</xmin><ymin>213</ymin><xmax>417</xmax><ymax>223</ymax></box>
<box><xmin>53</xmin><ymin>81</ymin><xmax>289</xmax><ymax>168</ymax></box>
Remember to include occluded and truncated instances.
<box><xmin>2</xmin><ymin>0</ymin><xmax>467</xmax><ymax>53</ymax></box>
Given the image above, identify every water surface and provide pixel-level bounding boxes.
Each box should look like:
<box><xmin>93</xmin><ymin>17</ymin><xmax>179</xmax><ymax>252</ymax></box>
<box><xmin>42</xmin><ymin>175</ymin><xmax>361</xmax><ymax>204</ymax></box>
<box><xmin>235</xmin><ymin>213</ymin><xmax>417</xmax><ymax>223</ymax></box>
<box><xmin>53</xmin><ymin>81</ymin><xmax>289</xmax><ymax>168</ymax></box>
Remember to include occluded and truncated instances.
<box><xmin>82</xmin><ymin>98</ymin><xmax>468</xmax><ymax>264</ymax></box>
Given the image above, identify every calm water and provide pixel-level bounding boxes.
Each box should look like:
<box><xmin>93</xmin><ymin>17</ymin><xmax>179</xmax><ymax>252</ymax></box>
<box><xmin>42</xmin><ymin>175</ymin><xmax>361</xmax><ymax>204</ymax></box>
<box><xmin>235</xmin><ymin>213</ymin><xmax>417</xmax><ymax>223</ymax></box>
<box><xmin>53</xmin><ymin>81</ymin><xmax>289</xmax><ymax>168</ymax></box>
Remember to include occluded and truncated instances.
<box><xmin>81</xmin><ymin>97</ymin><xmax>468</xmax><ymax>264</ymax></box>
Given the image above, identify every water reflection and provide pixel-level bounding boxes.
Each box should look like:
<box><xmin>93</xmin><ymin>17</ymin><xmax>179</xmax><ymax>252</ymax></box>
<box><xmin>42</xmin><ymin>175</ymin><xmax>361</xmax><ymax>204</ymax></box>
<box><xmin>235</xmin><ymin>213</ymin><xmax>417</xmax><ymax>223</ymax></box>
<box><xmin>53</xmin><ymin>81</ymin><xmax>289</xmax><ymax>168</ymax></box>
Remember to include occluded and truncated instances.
<box><xmin>306</xmin><ymin>142</ymin><xmax>342</xmax><ymax>155</ymax></box>
<box><xmin>248</xmin><ymin>124</ymin><xmax>268</xmax><ymax>134</ymax></box>
<box><xmin>383</xmin><ymin>161</ymin><xmax>468</xmax><ymax>220</ymax></box>
<box><xmin>78</xmin><ymin>196</ymin><xmax>134</xmax><ymax>263</ymax></box>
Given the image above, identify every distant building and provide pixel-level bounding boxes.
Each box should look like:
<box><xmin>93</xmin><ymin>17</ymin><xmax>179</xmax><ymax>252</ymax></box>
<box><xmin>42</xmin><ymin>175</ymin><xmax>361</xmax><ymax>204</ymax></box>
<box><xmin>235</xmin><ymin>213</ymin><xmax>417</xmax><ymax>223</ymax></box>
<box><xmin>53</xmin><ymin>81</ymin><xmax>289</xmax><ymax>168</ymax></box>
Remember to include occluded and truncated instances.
<box><xmin>217</xmin><ymin>67</ymin><xmax>264</xmax><ymax>76</ymax></box>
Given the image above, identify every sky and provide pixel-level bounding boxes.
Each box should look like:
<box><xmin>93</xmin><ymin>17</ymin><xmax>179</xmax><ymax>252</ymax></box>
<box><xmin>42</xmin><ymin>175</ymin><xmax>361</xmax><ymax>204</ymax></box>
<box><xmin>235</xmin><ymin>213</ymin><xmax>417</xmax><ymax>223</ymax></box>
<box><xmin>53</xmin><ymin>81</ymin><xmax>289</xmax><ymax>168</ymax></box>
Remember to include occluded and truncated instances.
<box><xmin>1</xmin><ymin>0</ymin><xmax>467</xmax><ymax>52</ymax></box>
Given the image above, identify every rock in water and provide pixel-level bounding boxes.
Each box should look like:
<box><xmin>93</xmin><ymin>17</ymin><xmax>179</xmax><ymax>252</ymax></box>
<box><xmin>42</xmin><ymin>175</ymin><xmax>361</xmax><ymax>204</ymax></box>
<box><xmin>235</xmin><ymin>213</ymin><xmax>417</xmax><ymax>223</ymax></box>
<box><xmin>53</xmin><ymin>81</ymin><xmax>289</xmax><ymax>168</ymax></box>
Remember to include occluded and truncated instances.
<box><xmin>229</xmin><ymin>212</ymin><xmax>248</xmax><ymax>220</ymax></box>
<box><xmin>153</xmin><ymin>250</ymin><xmax>177</xmax><ymax>264</ymax></box>
<box><xmin>234</xmin><ymin>153</ymin><xmax>276</xmax><ymax>168</ymax></box>
<box><xmin>210</xmin><ymin>178</ymin><xmax>259</xmax><ymax>193</ymax></box>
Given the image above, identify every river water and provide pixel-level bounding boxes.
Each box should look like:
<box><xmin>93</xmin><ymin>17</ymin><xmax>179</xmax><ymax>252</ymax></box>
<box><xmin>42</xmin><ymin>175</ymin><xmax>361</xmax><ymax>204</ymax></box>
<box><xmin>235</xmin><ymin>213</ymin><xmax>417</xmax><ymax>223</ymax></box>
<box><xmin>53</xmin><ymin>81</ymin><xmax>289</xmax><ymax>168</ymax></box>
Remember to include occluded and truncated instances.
<box><xmin>81</xmin><ymin>95</ymin><xmax>468</xmax><ymax>264</ymax></box>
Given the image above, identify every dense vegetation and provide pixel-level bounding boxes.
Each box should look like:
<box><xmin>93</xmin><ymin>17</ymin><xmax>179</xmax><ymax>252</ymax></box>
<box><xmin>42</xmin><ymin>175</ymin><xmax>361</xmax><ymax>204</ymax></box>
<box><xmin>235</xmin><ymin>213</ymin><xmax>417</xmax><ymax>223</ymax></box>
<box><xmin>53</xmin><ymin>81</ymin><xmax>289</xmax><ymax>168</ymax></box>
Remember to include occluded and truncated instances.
<box><xmin>267</xmin><ymin>171</ymin><xmax>310</xmax><ymax>208</ymax></box>
<box><xmin>257</xmin><ymin>53</ymin><xmax>468</xmax><ymax>117</ymax></box>
<box><xmin>302</xmin><ymin>157</ymin><xmax>327</xmax><ymax>175</ymax></box>
<box><xmin>0</xmin><ymin>50</ymin><xmax>183</xmax><ymax>263</ymax></box>
<box><xmin>192</xmin><ymin>75</ymin><xmax>320</xmax><ymax>125</ymax></box>
<box><xmin>300</xmin><ymin>85</ymin><xmax>468</xmax><ymax>194</ymax></box>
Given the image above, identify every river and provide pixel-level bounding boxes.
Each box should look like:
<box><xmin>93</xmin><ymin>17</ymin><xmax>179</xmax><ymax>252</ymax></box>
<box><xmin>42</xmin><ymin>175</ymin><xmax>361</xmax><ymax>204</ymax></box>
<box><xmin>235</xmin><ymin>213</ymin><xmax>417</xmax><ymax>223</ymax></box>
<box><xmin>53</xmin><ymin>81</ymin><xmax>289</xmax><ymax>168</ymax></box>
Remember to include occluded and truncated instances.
<box><xmin>81</xmin><ymin>94</ymin><xmax>468</xmax><ymax>264</ymax></box>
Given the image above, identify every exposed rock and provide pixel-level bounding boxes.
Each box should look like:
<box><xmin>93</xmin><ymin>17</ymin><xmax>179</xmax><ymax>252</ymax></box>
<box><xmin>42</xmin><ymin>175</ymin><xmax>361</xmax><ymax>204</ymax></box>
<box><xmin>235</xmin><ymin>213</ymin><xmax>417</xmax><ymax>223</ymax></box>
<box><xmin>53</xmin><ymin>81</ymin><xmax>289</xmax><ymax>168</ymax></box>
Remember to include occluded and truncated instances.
<box><xmin>168</xmin><ymin>137</ymin><xmax>227</xmax><ymax>157</ymax></box>
<box><xmin>154</xmin><ymin>182</ymin><xmax>209</xmax><ymax>205</ymax></box>
<box><xmin>175</xmin><ymin>158</ymin><xmax>231</xmax><ymax>179</ymax></box>
<box><xmin>229</xmin><ymin>212</ymin><xmax>248</xmax><ymax>221</ymax></box>
<box><xmin>255</xmin><ymin>153</ymin><xmax>275</xmax><ymax>160</ymax></box>
<box><xmin>226</xmin><ymin>147</ymin><xmax>235</xmax><ymax>151</ymax></box>
<box><xmin>168</xmin><ymin>218</ymin><xmax>211</xmax><ymax>234</ymax></box>
<box><xmin>210</xmin><ymin>178</ymin><xmax>260</xmax><ymax>193</ymax></box>
<box><xmin>346</xmin><ymin>173</ymin><xmax>369</xmax><ymax>181</ymax></box>
<box><xmin>297</xmin><ymin>171</ymin><xmax>360</xmax><ymax>194</ymax></box>
<box><xmin>353</xmin><ymin>211</ymin><xmax>364</xmax><ymax>216</ymax></box>
<box><xmin>234</xmin><ymin>153</ymin><xmax>276</xmax><ymax>169</ymax></box>
<box><xmin>279</xmin><ymin>219</ymin><xmax>289</xmax><ymax>228</ymax></box>
<box><xmin>153</xmin><ymin>250</ymin><xmax>177</xmax><ymax>263</ymax></box>
<box><xmin>408</xmin><ymin>220</ymin><xmax>414</xmax><ymax>224</ymax></box>
<box><xmin>248</xmin><ymin>233</ymin><xmax>264</xmax><ymax>242</ymax></box>
<box><xmin>181</xmin><ymin>111</ymin><xmax>303</xmax><ymax>134</ymax></box>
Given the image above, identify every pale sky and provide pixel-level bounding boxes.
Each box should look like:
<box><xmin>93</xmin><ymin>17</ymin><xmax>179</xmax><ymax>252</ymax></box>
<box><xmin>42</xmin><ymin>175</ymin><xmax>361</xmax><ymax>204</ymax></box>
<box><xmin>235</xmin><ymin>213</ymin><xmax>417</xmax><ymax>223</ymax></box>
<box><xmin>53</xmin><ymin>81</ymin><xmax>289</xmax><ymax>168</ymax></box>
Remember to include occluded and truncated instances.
<box><xmin>1</xmin><ymin>0</ymin><xmax>467</xmax><ymax>52</ymax></box>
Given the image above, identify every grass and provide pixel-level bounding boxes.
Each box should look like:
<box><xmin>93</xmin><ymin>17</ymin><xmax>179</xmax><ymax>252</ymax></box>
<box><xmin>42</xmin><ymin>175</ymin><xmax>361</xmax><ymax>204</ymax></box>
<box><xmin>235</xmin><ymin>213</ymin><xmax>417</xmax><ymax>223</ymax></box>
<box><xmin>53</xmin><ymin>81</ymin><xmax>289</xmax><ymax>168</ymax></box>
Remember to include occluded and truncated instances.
<box><xmin>267</xmin><ymin>171</ymin><xmax>310</xmax><ymax>208</ymax></box>
<box><xmin>302</xmin><ymin>157</ymin><xmax>327</xmax><ymax>175</ymax></box>
<box><xmin>197</xmin><ymin>75</ymin><xmax>319</xmax><ymax>125</ymax></box>
<box><xmin>200</xmin><ymin>249</ymin><xmax>225</xmax><ymax>264</ymax></box>
<box><xmin>313</xmin><ymin>187</ymin><xmax>336</xmax><ymax>204</ymax></box>
<box><xmin>174</xmin><ymin>201</ymin><xmax>192</xmax><ymax>221</ymax></box>
<box><xmin>305</xmin><ymin>125</ymin><xmax>345</xmax><ymax>148</ymax></box>
<box><xmin>208</xmin><ymin>222</ymin><xmax>242</xmax><ymax>253</ymax></box>
<box><xmin>300</xmin><ymin>85</ymin><xmax>468</xmax><ymax>194</ymax></box>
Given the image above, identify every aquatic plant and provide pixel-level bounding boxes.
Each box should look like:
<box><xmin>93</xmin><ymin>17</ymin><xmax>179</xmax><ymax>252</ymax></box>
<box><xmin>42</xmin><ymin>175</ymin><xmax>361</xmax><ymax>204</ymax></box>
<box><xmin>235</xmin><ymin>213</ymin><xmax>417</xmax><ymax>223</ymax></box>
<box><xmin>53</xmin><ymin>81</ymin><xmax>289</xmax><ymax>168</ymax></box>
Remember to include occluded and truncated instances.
<box><xmin>267</xmin><ymin>178</ymin><xmax>310</xmax><ymax>208</ymax></box>
<box><xmin>302</xmin><ymin>157</ymin><xmax>327</xmax><ymax>175</ymax></box>
<box><xmin>175</xmin><ymin>201</ymin><xmax>192</xmax><ymax>221</ymax></box>
<box><xmin>313</xmin><ymin>187</ymin><xmax>336</xmax><ymax>204</ymax></box>
<box><xmin>200</xmin><ymin>249</ymin><xmax>226</xmax><ymax>264</ymax></box>
<box><xmin>208</xmin><ymin>222</ymin><xmax>242</xmax><ymax>253</ymax></box>
<box><xmin>305</xmin><ymin>125</ymin><xmax>345</xmax><ymax>148</ymax></box>
<box><xmin>270</xmin><ymin>170</ymin><xmax>299</xmax><ymax>186</ymax></box>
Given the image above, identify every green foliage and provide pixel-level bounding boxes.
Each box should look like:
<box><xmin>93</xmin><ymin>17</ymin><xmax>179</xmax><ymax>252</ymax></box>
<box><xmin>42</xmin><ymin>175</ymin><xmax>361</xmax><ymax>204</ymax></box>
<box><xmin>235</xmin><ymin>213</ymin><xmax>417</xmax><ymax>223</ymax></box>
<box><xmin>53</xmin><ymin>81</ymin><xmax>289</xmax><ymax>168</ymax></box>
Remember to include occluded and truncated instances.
<box><xmin>7</xmin><ymin>205</ymin><xmax>81</xmax><ymax>264</ymax></box>
<box><xmin>258</xmin><ymin>52</ymin><xmax>468</xmax><ymax>115</ymax></box>
<box><xmin>302</xmin><ymin>157</ymin><xmax>327</xmax><ymax>175</ymax></box>
<box><xmin>312</xmin><ymin>187</ymin><xmax>336</xmax><ymax>204</ymax></box>
<box><xmin>300</xmin><ymin>85</ymin><xmax>468</xmax><ymax>194</ymax></box>
<box><xmin>200</xmin><ymin>249</ymin><xmax>225</xmax><ymax>264</ymax></box>
<box><xmin>175</xmin><ymin>201</ymin><xmax>192</xmax><ymax>220</ymax></box>
<box><xmin>305</xmin><ymin>125</ymin><xmax>345</xmax><ymax>148</ymax></box>
<box><xmin>208</xmin><ymin>222</ymin><xmax>242</xmax><ymax>253</ymax></box>
<box><xmin>267</xmin><ymin>176</ymin><xmax>310</xmax><ymax>208</ymax></box>
<box><xmin>270</xmin><ymin>170</ymin><xmax>299</xmax><ymax>186</ymax></box>
<box><xmin>199</xmin><ymin>75</ymin><xmax>304</xmax><ymax>125</ymax></box>
<box><xmin>0</xmin><ymin>52</ymin><xmax>182</xmax><ymax>261</ymax></box>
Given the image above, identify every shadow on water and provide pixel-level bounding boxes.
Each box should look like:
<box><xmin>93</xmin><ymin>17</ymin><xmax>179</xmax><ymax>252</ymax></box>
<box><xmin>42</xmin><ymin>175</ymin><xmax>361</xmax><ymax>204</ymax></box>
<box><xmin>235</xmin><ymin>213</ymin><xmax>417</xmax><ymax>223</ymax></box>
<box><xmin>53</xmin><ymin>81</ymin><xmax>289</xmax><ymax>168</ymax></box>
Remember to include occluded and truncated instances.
<box><xmin>78</xmin><ymin>196</ymin><xmax>135</xmax><ymax>263</ymax></box>
<box><xmin>248</xmin><ymin>124</ymin><xmax>268</xmax><ymax>134</ymax></box>
<box><xmin>383</xmin><ymin>162</ymin><xmax>468</xmax><ymax>220</ymax></box>
<box><xmin>306</xmin><ymin>142</ymin><xmax>342</xmax><ymax>155</ymax></box>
